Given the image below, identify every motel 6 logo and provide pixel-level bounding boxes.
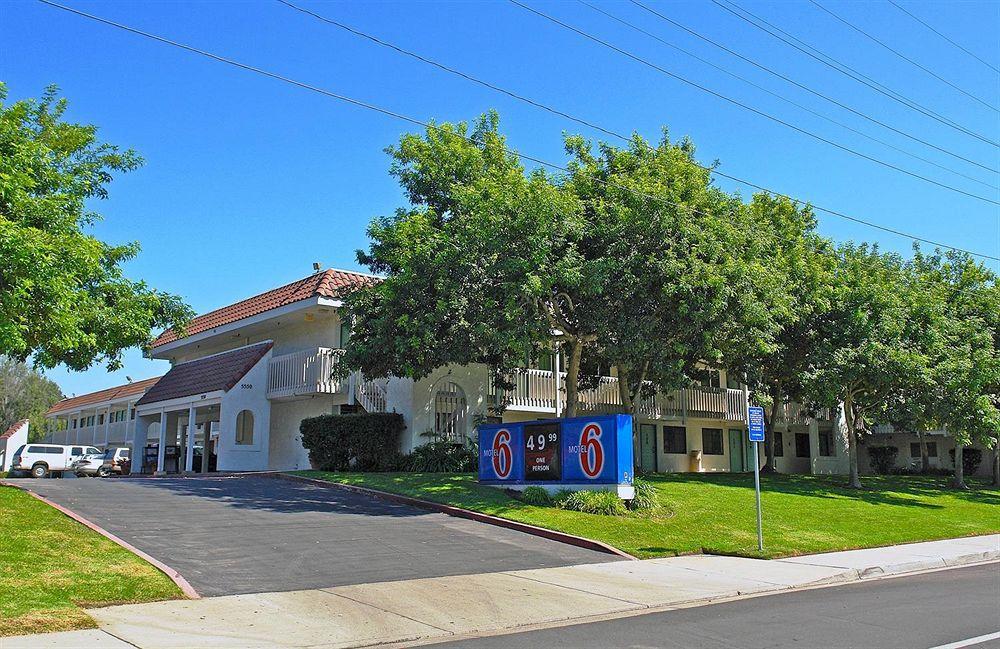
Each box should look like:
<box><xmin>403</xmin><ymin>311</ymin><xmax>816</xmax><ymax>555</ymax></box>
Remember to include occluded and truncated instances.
<box><xmin>579</xmin><ymin>422</ymin><xmax>604</xmax><ymax>478</ymax></box>
<box><xmin>490</xmin><ymin>429</ymin><xmax>513</xmax><ymax>479</ymax></box>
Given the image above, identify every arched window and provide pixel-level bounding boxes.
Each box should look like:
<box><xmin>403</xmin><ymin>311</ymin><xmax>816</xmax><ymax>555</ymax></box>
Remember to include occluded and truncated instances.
<box><xmin>235</xmin><ymin>410</ymin><xmax>254</xmax><ymax>445</ymax></box>
<box><xmin>434</xmin><ymin>382</ymin><xmax>467</xmax><ymax>442</ymax></box>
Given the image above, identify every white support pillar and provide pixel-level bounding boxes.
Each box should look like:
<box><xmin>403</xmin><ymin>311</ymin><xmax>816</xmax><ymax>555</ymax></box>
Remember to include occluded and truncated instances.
<box><xmin>156</xmin><ymin>410</ymin><xmax>168</xmax><ymax>475</ymax></box>
<box><xmin>185</xmin><ymin>405</ymin><xmax>197</xmax><ymax>473</ymax></box>
<box><xmin>104</xmin><ymin>407</ymin><xmax>111</xmax><ymax>447</ymax></box>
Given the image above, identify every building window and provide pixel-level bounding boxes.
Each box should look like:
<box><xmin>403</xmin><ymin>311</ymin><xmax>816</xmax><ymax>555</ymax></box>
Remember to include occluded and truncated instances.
<box><xmin>699</xmin><ymin>370</ymin><xmax>721</xmax><ymax>389</ymax></box>
<box><xmin>910</xmin><ymin>442</ymin><xmax>921</xmax><ymax>458</ymax></box>
<box><xmin>434</xmin><ymin>382</ymin><xmax>467</xmax><ymax>442</ymax></box>
<box><xmin>339</xmin><ymin>320</ymin><xmax>351</xmax><ymax>347</ymax></box>
<box><xmin>71</xmin><ymin>419</ymin><xmax>77</xmax><ymax>429</ymax></box>
<box><xmin>702</xmin><ymin>428</ymin><xmax>724</xmax><ymax>455</ymax></box>
<box><xmin>927</xmin><ymin>442</ymin><xmax>938</xmax><ymax>458</ymax></box>
<box><xmin>98</xmin><ymin>414</ymin><xmax>105</xmax><ymax>425</ymax></box>
<box><xmin>663</xmin><ymin>426</ymin><xmax>687</xmax><ymax>454</ymax></box>
<box><xmin>773</xmin><ymin>431</ymin><xmax>784</xmax><ymax>456</ymax></box>
<box><xmin>819</xmin><ymin>430</ymin><xmax>835</xmax><ymax>457</ymax></box>
<box><xmin>725</xmin><ymin>372</ymin><xmax>741</xmax><ymax>389</ymax></box>
<box><xmin>235</xmin><ymin>410</ymin><xmax>254</xmax><ymax>445</ymax></box>
<box><xmin>795</xmin><ymin>433</ymin><xmax>811</xmax><ymax>458</ymax></box>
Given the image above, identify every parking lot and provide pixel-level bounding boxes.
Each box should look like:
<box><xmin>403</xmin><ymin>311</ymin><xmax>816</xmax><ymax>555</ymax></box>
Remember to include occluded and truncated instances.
<box><xmin>12</xmin><ymin>475</ymin><xmax>615</xmax><ymax>596</ymax></box>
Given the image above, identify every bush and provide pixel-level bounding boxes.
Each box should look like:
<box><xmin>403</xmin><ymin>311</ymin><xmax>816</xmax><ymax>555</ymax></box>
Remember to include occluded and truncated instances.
<box><xmin>867</xmin><ymin>446</ymin><xmax>899</xmax><ymax>475</ymax></box>
<box><xmin>949</xmin><ymin>448</ymin><xmax>983</xmax><ymax>475</ymax></box>
<box><xmin>559</xmin><ymin>490</ymin><xmax>627</xmax><ymax>516</ymax></box>
<box><xmin>628</xmin><ymin>478</ymin><xmax>659</xmax><ymax>511</ymax></box>
<box><xmin>300</xmin><ymin>412</ymin><xmax>406</xmax><ymax>472</ymax></box>
<box><xmin>405</xmin><ymin>440</ymin><xmax>477</xmax><ymax>473</ymax></box>
<box><xmin>519</xmin><ymin>486</ymin><xmax>551</xmax><ymax>506</ymax></box>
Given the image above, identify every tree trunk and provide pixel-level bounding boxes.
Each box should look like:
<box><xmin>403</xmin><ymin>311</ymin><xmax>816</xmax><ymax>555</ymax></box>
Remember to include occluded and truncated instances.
<box><xmin>951</xmin><ymin>443</ymin><xmax>967</xmax><ymax>489</ymax></box>
<box><xmin>918</xmin><ymin>430</ymin><xmax>929</xmax><ymax>474</ymax></box>
<box><xmin>763</xmin><ymin>383</ymin><xmax>781</xmax><ymax>473</ymax></box>
<box><xmin>992</xmin><ymin>435</ymin><xmax>999</xmax><ymax>487</ymax></box>
<box><xmin>844</xmin><ymin>396</ymin><xmax>863</xmax><ymax>489</ymax></box>
<box><xmin>563</xmin><ymin>339</ymin><xmax>583</xmax><ymax>418</ymax></box>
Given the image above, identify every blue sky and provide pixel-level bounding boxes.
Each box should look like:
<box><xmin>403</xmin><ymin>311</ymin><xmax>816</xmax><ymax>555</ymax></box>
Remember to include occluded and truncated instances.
<box><xmin>2</xmin><ymin>0</ymin><xmax>998</xmax><ymax>397</ymax></box>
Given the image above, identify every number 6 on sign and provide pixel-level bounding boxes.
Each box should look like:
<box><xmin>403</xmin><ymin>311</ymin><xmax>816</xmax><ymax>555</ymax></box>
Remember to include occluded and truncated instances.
<box><xmin>579</xmin><ymin>423</ymin><xmax>604</xmax><ymax>478</ymax></box>
<box><xmin>491</xmin><ymin>429</ymin><xmax>512</xmax><ymax>479</ymax></box>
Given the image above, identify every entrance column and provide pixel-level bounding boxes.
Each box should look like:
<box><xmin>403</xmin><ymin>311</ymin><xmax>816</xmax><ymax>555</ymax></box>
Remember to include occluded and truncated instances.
<box><xmin>185</xmin><ymin>405</ymin><xmax>197</xmax><ymax>473</ymax></box>
<box><xmin>155</xmin><ymin>410</ymin><xmax>167</xmax><ymax>475</ymax></box>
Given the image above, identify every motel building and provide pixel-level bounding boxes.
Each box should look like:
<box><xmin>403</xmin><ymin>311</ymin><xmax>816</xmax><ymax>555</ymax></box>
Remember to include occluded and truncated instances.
<box><xmin>48</xmin><ymin>266</ymin><xmax>994</xmax><ymax>479</ymax></box>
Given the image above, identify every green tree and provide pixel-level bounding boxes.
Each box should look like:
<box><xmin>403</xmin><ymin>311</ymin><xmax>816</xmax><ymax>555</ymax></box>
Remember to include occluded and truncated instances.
<box><xmin>905</xmin><ymin>250</ymin><xmax>999</xmax><ymax>489</ymax></box>
<box><xmin>0</xmin><ymin>85</ymin><xmax>191</xmax><ymax>371</ymax></box>
<box><xmin>342</xmin><ymin>113</ymin><xmax>590</xmax><ymax>412</ymax></box>
<box><xmin>0</xmin><ymin>356</ymin><xmax>63</xmax><ymax>442</ymax></box>
<box><xmin>562</xmin><ymin>134</ymin><xmax>788</xmax><ymax>436</ymax></box>
<box><xmin>804</xmin><ymin>244</ymin><xmax>933</xmax><ymax>488</ymax></box>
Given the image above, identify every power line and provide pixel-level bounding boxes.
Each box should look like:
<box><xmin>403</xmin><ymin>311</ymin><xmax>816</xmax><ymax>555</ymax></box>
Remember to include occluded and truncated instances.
<box><xmin>34</xmin><ymin>0</ymin><xmax>1000</xmax><ymax>263</ymax></box>
<box><xmin>810</xmin><ymin>0</ymin><xmax>999</xmax><ymax>113</ymax></box>
<box><xmin>886</xmin><ymin>0</ymin><xmax>1000</xmax><ymax>75</ymax></box>
<box><xmin>508</xmin><ymin>0</ymin><xmax>999</xmax><ymax>205</ymax></box>
<box><xmin>576</xmin><ymin>0</ymin><xmax>996</xmax><ymax>191</ymax></box>
<box><xmin>709</xmin><ymin>0</ymin><xmax>999</xmax><ymax>150</ymax></box>
<box><xmin>279</xmin><ymin>0</ymin><xmax>996</xmax><ymax>192</ymax></box>
<box><xmin>275</xmin><ymin>0</ymin><xmax>1000</xmax><ymax>251</ymax></box>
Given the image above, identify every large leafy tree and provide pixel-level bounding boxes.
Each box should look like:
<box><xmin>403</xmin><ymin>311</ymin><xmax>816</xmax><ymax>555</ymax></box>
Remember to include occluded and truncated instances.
<box><xmin>0</xmin><ymin>85</ymin><xmax>191</xmax><ymax>371</ymax></box>
<box><xmin>903</xmin><ymin>250</ymin><xmax>999</xmax><ymax>489</ymax></box>
<box><xmin>738</xmin><ymin>196</ymin><xmax>838</xmax><ymax>472</ymax></box>
<box><xmin>804</xmin><ymin>244</ymin><xmax>934</xmax><ymax>488</ymax></box>
<box><xmin>0</xmin><ymin>356</ymin><xmax>63</xmax><ymax>442</ymax></box>
<box><xmin>342</xmin><ymin>113</ymin><xmax>590</xmax><ymax>411</ymax></box>
<box><xmin>563</xmin><ymin>134</ymin><xmax>788</xmax><ymax>430</ymax></box>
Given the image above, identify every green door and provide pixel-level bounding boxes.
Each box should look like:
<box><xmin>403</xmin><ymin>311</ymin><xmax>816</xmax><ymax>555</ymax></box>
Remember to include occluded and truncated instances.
<box><xmin>639</xmin><ymin>423</ymin><xmax>657</xmax><ymax>473</ymax></box>
<box><xmin>729</xmin><ymin>428</ymin><xmax>745</xmax><ymax>472</ymax></box>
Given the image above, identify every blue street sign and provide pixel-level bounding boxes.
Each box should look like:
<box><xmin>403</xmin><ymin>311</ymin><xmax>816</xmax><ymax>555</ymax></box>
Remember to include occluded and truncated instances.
<box><xmin>748</xmin><ymin>405</ymin><xmax>765</xmax><ymax>442</ymax></box>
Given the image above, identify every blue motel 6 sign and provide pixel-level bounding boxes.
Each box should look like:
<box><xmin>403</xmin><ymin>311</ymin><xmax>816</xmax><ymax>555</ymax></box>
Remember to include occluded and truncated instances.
<box><xmin>748</xmin><ymin>405</ymin><xmax>765</xmax><ymax>442</ymax></box>
<box><xmin>478</xmin><ymin>414</ymin><xmax>634</xmax><ymax>497</ymax></box>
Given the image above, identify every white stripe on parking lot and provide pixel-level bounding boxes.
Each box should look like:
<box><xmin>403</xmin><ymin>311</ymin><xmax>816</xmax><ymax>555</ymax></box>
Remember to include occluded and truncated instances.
<box><xmin>928</xmin><ymin>631</ymin><xmax>1000</xmax><ymax>649</ymax></box>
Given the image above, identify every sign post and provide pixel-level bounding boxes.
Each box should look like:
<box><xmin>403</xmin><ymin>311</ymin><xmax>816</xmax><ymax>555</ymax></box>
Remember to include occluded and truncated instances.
<box><xmin>747</xmin><ymin>400</ymin><xmax>765</xmax><ymax>552</ymax></box>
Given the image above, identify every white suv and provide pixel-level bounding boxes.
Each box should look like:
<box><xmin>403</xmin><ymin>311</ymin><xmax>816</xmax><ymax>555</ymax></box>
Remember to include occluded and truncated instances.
<box><xmin>10</xmin><ymin>444</ymin><xmax>101</xmax><ymax>478</ymax></box>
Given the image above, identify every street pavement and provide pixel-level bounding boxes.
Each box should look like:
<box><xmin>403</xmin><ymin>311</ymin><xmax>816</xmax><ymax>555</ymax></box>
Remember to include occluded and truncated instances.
<box><xmin>430</xmin><ymin>563</ymin><xmax>1000</xmax><ymax>649</ymax></box>
<box><xmin>9</xmin><ymin>475</ymin><xmax>613</xmax><ymax>596</ymax></box>
<box><xmin>5</xmin><ymin>534</ymin><xmax>996</xmax><ymax>648</ymax></box>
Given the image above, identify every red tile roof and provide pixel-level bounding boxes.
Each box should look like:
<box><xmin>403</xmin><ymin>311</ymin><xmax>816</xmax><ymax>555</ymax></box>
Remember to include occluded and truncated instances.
<box><xmin>46</xmin><ymin>377</ymin><xmax>162</xmax><ymax>416</ymax></box>
<box><xmin>152</xmin><ymin>269</ymin><xmax>378</xmax><ymax>348</ymax></box>
<box><xmin>135</xmin><ymin>342</ymin><xmax>273</xmax><ymax>406</ymax></box>
<box><xmin>1</xmin><ymin>420</ymin><xmax>28</xmax><ymax>440</ymax></box>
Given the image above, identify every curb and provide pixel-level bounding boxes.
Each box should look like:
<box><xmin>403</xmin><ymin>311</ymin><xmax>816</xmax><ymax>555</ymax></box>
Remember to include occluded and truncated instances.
<box><xmin>0</xmin><ymin>480</ymin><xmax>201</xmax><ymax>599</ymax></box>
<box><xmin>268</xmin><ymin>472</ymin><xmax>638</xmax><ymax>560</ymax></box>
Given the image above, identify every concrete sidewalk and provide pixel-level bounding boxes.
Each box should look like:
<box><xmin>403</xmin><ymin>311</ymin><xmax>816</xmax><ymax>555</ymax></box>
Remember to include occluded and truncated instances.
<box><xmin>7</xmin><ymin>535</ymin><xmax>998</xmax><ymax>649</ymax></box>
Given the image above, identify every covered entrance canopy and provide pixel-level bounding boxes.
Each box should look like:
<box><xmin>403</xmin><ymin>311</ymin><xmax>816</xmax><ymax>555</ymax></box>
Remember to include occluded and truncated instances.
<box><xmin>133</xmin><ymin>342</ymin><xmax>273</xmax><ymax>474</ymax></box>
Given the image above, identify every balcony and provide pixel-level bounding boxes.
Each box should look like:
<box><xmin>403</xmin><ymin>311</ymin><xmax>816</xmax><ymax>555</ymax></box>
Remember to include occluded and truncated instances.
<box><xmin>489</xmin><ymin>369</ymin><xmax>747</xmax><ymax>422</ymax></box>
<box><xmin>266</xmin><ymin>347</ymin><xmax>349</xmax><ymax>400</ymax></box>
<box><xmin>773</xmin><ymin>402</ymin><xmax>836</xmax><ymax>425</ymax></box>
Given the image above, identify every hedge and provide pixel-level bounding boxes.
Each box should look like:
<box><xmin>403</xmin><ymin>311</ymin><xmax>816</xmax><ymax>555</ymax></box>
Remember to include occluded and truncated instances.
<box><xmin>300</xmin><ymin>412</ymin><xmax>406</xmax><ymax>472</ymax></box>
<box><xmin>949</xmin><ymin>448</ymin><xmax>984</xmax><ymax>475</ymax></box>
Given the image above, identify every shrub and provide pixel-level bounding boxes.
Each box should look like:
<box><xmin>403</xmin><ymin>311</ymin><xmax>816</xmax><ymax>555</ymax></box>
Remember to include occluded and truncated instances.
<box><xmin>405</xmin><ymin>440</ymin><xmax>477</xmax><ymax>473</ymax></box>
<box><xmin>949</xmin><ymin>448</ymin><xmax>983</xmax><ymax>475</ymax></box>
<box><xmin>551</xmin><ymin>489</ymin><xmax>575</xmax><ymax>506</ymax></box>
<box><xmin>627</xmin><ymin>478</ymin><xmax>659</xmax><ymax>511</ymax></box>
<box><xmin>867</xmin><ymin>446</ymin><xmax>899</xmax><ymax>475</ymax></box>
<box><xmin>559</xmin><ymin>490</ymin><xmax>627</xmax><ymax>516</ymax></box>
<box><xmin>300</xmin><ymin>412</ymin><xmax>406</xmax><ymax>472</ymax></box>
<box><xmin>520</xmin><ymin>486</ymin><xmax>551</xmax><ymax>506</ymax></box>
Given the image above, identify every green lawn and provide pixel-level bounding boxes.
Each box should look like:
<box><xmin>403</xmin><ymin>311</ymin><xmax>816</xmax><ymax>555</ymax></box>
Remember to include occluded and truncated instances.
<box><xmin>0</xmin><ymin>486</ymin><xmax>183</xmax><ymax>637</ymax></box>
<box><xmin>294</xmin><ymin>471</ymin><xmax>1000</xmax><ymax>560</ymax></box>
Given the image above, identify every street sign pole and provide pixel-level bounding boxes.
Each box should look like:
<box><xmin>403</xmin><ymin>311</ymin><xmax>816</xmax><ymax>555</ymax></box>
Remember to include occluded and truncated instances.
<box><xmin>745</xmin><ymin>388</ymin><xmax>764</xmax><ymax>552</ymax></box>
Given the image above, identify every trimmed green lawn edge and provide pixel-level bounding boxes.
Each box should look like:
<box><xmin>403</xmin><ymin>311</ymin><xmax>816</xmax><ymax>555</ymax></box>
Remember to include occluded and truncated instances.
<box><xmin>290</xmin><ymin>471</ymin><xmax>1000</xmax><ymax>561</ymax></box>
<box><xmin>0</xmin><ymin>486</ymin><xmax>183</xmax><ymax>637</ymax></box>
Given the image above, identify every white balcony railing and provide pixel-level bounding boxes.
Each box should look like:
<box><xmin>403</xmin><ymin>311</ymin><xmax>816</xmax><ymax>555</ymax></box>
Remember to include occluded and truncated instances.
<box><xmin>267</xmin><ymin>347</ymin><xmax>348</xmax><ymax>400</ymax></box>
<box><xmin>774</xmin><ymin>402</ymin><xmax>835</xmax><ymax>425</ymax></box>
<box><xmin>490</xmin><ymin>370</ymin><xmax>747</xmax><ymax>422</ymax></box>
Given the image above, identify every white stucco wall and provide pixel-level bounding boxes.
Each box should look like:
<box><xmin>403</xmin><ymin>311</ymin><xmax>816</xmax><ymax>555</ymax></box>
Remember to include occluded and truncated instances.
<box><xmin>859</xmin><ymin>431</ymin><xmax>992</xmax><ymax>477</ymax></box>
<box><xmin>268</xmin><ymin>396</ymin><xmax>341</xmax><ymax>470</ymax></box>
<box><xmin>217</xmin><ymin>352</ymin><xmax>272</xmax><ymax>472</ymax></box>
<box><xmin>1</xmin><ymin>422</ymin><xmax>29</xmax><ymax>471</ymax></box>
<box><xmin>405</xmin><ymin>365</ymin><xmax>489</xmax><ymax>452</ymax></box>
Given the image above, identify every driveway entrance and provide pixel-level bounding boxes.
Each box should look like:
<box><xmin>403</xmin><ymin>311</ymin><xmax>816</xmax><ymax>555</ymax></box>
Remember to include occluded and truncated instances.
<box><xmin>15</xmin><ymin>476</ymin><xmax>614</xmax><ymax>596</ymax></box>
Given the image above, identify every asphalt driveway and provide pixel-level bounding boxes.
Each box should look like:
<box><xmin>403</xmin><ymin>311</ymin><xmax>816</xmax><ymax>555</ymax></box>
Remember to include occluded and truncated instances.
<box><xmin>13</xmin><ymin>475</ymin><xmax>614</xmax><ymax>597</ymax></box>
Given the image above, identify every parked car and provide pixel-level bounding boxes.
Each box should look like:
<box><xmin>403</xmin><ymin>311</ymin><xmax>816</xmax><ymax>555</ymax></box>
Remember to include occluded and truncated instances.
<box><xmin>10</xmin><ymin>444</ymin><xmax>101</xmax><ymax>478</ymax></box>
<box><xmin>71</xmin><ymin>452</ymin><xmax>106</xmax><ymax>477</ymax></box>
<box><xmin>98</xmin><ymin>447</ymin><xmax>131</xmax><ymax>477</ymax></box>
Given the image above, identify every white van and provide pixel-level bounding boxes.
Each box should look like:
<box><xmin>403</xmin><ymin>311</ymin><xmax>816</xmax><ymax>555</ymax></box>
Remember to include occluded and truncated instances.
<box><xmin>10</xmin><ymin>444</ymin><xmax>101</xmax><ymax>478</ymax></box>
